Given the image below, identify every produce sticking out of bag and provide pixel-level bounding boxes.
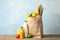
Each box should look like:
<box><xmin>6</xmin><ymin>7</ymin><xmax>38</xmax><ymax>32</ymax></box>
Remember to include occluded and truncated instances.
<box><xmin>26</xmin><ymin>13</ymin><xmax>31</xmax><ymax>18</ymax></box>
<box><xmin>32</xmin><ymin>12</ymin><xmax>37</xmax><ymax>17</ymax></box>
<box><xmin>26</xmin><ymin>12</ymin><xmax>38</xmax><ymax>18</ymax></box>
<box><xmin>26</xmin><ymin>5</ymin><xmax>43</xmax><ymax>18</ymax></box>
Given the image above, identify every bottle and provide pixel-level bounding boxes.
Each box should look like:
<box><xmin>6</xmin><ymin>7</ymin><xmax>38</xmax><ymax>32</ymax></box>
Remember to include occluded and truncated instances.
<box><xmin>23</xmin><ymin>21</ymin><xmax>28</xmax><ymax>38</ymax></box>
<box><xmin>20</xmin><ymin>27</ymin><xmax>24</xmax><ymax>39</ymax></box>
<box><xmin>40</xmin><ymin>5</ymin><xmax>43</xmax><ymax>16</ymax></box>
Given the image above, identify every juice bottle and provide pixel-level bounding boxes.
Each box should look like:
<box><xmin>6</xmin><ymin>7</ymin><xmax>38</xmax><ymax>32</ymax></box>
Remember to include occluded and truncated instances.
<box><xmin>20</xmin><ymin>27</ymin><xmax>24</xmax><ymax>39</ymax></box>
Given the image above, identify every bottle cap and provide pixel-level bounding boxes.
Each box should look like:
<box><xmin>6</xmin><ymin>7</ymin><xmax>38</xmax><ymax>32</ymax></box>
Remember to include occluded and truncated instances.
<box><xmin>24</xmin><ymin>21</ymin><xmax>27</xmax><ymax>22</ymax></box>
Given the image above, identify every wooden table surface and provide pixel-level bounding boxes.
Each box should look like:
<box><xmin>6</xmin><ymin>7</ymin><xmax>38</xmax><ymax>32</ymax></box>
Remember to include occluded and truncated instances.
<box><xmin>0</xmin><ymin>35</ymin><xmax>60</xmax><ymax>40</ymax></box>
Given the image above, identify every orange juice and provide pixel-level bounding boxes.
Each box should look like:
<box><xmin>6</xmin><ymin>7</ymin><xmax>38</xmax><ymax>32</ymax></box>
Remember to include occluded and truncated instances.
<box><xmin>20</xmin><ymin>27</ymin><xmax>24</xmax><ymax>39</ymax></box>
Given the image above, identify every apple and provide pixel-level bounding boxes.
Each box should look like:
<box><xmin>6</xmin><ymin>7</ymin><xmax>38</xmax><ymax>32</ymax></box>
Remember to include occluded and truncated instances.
<box><xmin>16</xmin><ymin>34</ymin><xmax>20</xmax><ymax>39</ymax></box>
<box><xmin>27</xmin><ymin>34</ymin><xmax>33</xmax><ymax>38</ymax></box>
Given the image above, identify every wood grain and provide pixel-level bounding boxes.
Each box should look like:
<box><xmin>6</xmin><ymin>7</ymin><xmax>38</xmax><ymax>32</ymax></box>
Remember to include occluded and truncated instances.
<box><xmin>0</xmin><ymin>35</ymin><xmax>60</xmax><ymax>40</ymax></box>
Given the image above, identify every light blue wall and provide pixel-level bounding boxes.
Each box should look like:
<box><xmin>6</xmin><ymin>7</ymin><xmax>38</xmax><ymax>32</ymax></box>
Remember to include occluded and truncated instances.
<box><xmin>0</xmin><ymin>0</ymin><xmax>60</xmax><ymax>35</ymax></box>
<box><xmin>42</xmin><ymin>0</ymin><xmax>60</xmax><ymax>35</ymax></box>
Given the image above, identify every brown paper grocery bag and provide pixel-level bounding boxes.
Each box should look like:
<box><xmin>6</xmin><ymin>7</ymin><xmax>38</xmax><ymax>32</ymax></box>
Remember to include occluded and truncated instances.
<box><xmin>27</xmin><ymin>16</ymin><xmax>43</xmax><ymax>38</ymax></box>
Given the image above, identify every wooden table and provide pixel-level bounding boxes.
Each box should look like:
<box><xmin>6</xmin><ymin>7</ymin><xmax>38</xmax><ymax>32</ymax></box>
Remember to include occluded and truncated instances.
<box><xmin>0</xmin><ymin>35</ymin><xmax>60</xmax><ymax>40</ymax></box>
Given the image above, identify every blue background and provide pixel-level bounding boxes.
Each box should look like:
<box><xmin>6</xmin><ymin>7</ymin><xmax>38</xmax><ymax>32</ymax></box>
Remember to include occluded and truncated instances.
<box><xmin>0</xmin><ymin>0</ymin><xmax>60</xmax><ymax>35</ymax></box>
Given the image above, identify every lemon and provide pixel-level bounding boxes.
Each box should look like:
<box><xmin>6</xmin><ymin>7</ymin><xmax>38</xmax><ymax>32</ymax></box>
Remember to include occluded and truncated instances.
<box><xmin>32</xmin><ymin>12</ymin><xmax>37</xmax><ymax>17</ymax></box>
<box><xmin>26</xmin><ymin>13</ymin><xmax>30</xmax><ymax>18</ymax></box>
<box><xmin>16</xmin><ymin>30</ymin><xmax>20</xmax><ymax>35</ymax></box>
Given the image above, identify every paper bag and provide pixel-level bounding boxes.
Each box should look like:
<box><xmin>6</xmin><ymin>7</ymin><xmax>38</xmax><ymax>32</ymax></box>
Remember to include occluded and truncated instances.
<box><xmin>27</xmin><ymin>16</ymin><xmax>43</xmax><ymax>38</ymax></box>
